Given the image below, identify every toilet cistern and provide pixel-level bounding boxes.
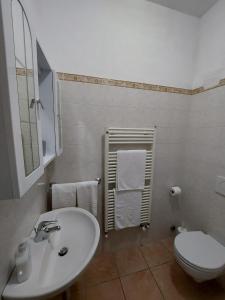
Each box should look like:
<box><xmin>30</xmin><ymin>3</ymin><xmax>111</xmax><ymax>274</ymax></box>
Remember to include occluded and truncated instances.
<box><xmin>34</xmin><ymin>220</ymin><xmax>61</xmax><ymax>242</ymax></box>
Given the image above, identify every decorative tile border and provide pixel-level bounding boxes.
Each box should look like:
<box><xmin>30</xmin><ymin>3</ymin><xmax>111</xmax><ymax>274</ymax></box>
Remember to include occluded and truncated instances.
<box><xmin>16</xmin><ymin>70</ymin><xmax>225</xmax><ymax>95</ymax></box>
<box><xmin>191</xmin><ymin>87</ymin><xmax>204</xmax><ymax>95</ymax></box>
<box><xmin>57</xmin><ymin>72</ymin><xmax>192</xmax><ymax>95</ymax></box>
<box><xmin>16</xmin><ymin>68</ymin><xmax>33</xmax><ymax>76</ymax></box>
<box><xmin>16</xmin><ymin>68</ymin><xmax>26</xmax><ymax>76</ymax></box>
<box><xmin>193</xmin><ymin>78</ymin><xmax>225</xmax><ymax>95</ymax></box>
<box><xmin>57</xmin><ymin>72</ymin><xmax>225</xmax><ymax>95</ymax></box>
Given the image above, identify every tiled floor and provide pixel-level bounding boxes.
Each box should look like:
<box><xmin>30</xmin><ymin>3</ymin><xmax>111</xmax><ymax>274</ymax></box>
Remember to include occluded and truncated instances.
<box><xmin>51</xmin><ymin>237</ymin><xmax>225</xmax><ymax>300</ymax></box>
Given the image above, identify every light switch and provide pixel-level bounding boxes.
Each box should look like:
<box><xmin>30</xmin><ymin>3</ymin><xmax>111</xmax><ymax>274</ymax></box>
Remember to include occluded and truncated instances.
<box><xmin>215</xmin><ymin>176</ymin><xmax>225</xmax><ymax>197</ymax></box>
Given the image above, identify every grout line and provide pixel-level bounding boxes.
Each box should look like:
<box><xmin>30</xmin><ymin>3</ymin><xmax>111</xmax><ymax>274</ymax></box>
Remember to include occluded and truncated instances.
<box><xmin>112</xmin><ymin>250</ymin><xmax>122</xmax><ymax>278</ymax></box>
<box><xmin>149</xmin><ymin>266</ymin><xmax>166</xmax><ymax>300</ymax></box>
<box><xmin>139</xmin><ymin>239</ymin><xmax>173</xmax><ymax>300</ymax></box>
<box><xmin>139</xmin><ymin>244</ymin><xmax>173</xmax><ymax>270</ymax></box>
<box><xmin>149</xmin><ymin>258</ymin><xmax>174</xmax><ymax>271</ymax></box>
<box><xmin>84</xmin><ymin>253</ymin><xmax>120</xmax><ymax>288</ymax></box>
<box><xmin>119</xmin><ymin>277</ymin><xmax>127</xmax><ymax>300</ymax></box>
<box><xmin>85</xmin><ymin>276</ymin><xmax>119</xmax><ymax>288</ymax></box>
<box><xmin>138</xmin><ymin>244</ymin><xmax>150</xmax><ymax>268</ymax></box>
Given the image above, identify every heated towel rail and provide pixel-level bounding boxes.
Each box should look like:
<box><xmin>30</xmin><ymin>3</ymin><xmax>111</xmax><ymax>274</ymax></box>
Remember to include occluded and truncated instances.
<box><xmin>104</xmin><ymin>127</ymin><xmax>156</xmax><ymax>233</ymax></box>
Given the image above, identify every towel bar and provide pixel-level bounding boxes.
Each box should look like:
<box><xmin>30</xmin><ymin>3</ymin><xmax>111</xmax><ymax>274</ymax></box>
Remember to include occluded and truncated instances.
<box><xmin>104</xmin><ymin>127</ymin><xmax>156</xmax><ymax>233</ymax></box>
<box><xmin>49</xmin><ymin>177</ymin><xmax>101</xmax><ymax>190</ymax></box>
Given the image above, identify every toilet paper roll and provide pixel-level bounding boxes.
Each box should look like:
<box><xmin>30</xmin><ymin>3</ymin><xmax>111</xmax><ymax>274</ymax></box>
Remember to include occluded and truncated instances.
<box><xmin>170</xmin><ymin>186</ymin><xmax>182</xmax><ymax>197</ymax></box>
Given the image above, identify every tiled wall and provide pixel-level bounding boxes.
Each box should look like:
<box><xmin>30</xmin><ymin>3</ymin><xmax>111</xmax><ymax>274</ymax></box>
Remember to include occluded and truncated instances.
<box><xmin>49</xmin><ymin>80</ymin><xmax>190</xmax><ymax>242</ymax></box>
<box><xmin>181</xmin><ymin>85</ymin><xmax>225</xmax><ymax>245</ymax></box>
<box><xmin>0</xmin><ymin>173</ymin><xmax>48</xmax><ymax>296</ymax></box>
<box><xmin>1</xmin><ymin>78</ymin><xmax>224</xmax><ymax>297</ymax></box>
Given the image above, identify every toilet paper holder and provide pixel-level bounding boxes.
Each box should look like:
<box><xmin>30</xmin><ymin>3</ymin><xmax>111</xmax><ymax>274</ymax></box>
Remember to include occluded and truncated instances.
<box><xmin>95</xmin><ymin>177</ymin><xmax>101</xmax><ymax>185</ymax></box>
<box><xmin>169</xmin><ymin>186</ymin><xmax>182</xmax><ymax>197</ymax></box>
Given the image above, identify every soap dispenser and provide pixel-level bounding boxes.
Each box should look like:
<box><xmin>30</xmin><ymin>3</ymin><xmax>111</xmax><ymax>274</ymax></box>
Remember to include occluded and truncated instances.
<box><xmin>15</xmin><ymin>240</ymin><xmax>32</xmax><ymax>283</ymax></box>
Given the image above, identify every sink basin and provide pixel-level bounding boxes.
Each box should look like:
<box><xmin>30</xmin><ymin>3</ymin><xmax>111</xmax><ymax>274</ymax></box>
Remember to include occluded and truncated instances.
<box><xmin>3</xmin><ymin>207</ymin><xmax>100</xmax><ymax>299</ymax></box>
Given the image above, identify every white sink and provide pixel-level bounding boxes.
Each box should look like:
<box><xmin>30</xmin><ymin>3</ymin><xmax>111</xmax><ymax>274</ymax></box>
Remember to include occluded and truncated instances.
<box><xmin>3</xmin><ymin>207</ymin><xmax>100</xmax><ymax>300</ymax></box>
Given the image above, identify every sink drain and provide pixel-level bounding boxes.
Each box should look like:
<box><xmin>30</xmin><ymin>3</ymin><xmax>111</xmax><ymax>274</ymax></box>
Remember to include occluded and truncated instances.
<box><xmin>58</xmin><ymin>247</ymin><xmax>69</xmax><ymax>256</ymax></box>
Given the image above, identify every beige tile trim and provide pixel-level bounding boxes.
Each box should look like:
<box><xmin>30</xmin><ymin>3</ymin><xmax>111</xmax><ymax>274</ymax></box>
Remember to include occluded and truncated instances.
<box><xmin>15</xmin><ymin>70</ymin><xmax>225</xmax><ymax>95</ymax></box>
<box><xmin>16</xmin><ymin>68</ymin><xmax>33</xmax><ymax>76</ymax></box>
<box><xmin>16</xmin><ymin>68</ymin><xmax>27</xmax><ymax>76</ymax></box>
<box><xmin>192</xmin><ymin>78</ymin><xmax>225</xmax><ymax>95</ymax></box>
<box><xmin>57</xmin><ymin>72</ymin><xmax>225</xmax><ymax>95</ymax></box>
<box><xmin>57</xmin><ymin>72</ymin><xmax>192</xmax><ymax>95</ymax></box>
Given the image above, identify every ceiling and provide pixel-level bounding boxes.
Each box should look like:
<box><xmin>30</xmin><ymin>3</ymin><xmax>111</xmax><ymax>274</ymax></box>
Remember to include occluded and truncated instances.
<box><xmin>148</xmin><ymin>0</ymin><xmax>218</xmax><ymax>17</ymax></box>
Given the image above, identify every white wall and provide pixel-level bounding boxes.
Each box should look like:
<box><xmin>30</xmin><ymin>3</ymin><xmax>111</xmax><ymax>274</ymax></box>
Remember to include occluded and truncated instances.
<box><xmin>21</xmin><ymin>0</ymin><xmax>225</xmax><ymax>89</ymax></box>
<box><xmin>193</xmin><ymin>0</ymin><xmax>225</xmax><ymax>88</ymax></box>
<box><xmin>24</xmin><ymin>0</ymin><xmax>199</xmax><ymax>89</ymax></box>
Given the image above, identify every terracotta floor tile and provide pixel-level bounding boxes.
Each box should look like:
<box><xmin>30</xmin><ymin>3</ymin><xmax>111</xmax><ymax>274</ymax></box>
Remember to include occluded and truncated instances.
<box><xmin>70</xmin><ymin>290</ymin><xmax>85</xmax><ymax>300</ymax></box>
<box><xmin>152</xmin><ymin>261</ymin><xmax>225</xmax><ymax>300</ymax></box>
<box><xmin>86</xmin><ymin>279</ymin><xmax>125</xmax><ymax>300</ymax></box>
<box><xmin>114</xmin><ymin>246</ymin><xmax>147</xmax><ymax>276</ymax></box>
<box><xmin>83</xmin><ymin>253</ymin><xmax>118</xmax><ymax>286</ymax></box>
<box><xmin>70</xmin><ymin>276</ymin><xmax>86</xmax><ymax>300</ymax></box>
<box><xmin>121</xmin><ymin>270</ymin><xmax>163</xmax><ymax>300</ymax></box>
<box><xmin>71</xmin><ymin>273</ymin><xmax>86</xmax><ymax>291</ymax></box>
<box><xmin>161</xmin><ymin>237</ymin><xmax>175</xmax><ymax>253</ymax></box>
<box><xmin>218</xmin><ymin>274</ymin><xmax>225</xmax><ymax>289</ymax></box>
<box><xmin>140</xmin><ymin>241</ymin><xmax>173</xmax><ymax>268</ymax></box>
<box><xmin>49</xmin><ymin>295</ymin><xmax>62</xmax><ymax>300</ymax></box>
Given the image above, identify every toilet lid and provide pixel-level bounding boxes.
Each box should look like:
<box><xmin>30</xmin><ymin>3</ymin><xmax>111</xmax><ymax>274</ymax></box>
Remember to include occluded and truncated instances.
<box><xmin>175</xmin><ymin>231</ymin><xmax>225</xmax><ymax>270</ymax></box>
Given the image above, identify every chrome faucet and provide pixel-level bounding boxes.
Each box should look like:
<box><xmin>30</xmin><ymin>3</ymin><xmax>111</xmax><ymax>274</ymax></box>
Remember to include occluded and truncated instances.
<box><xmin>34</xmin><ymin>220</ymin><xmax>61</xmax><ymax>242</ymax></box>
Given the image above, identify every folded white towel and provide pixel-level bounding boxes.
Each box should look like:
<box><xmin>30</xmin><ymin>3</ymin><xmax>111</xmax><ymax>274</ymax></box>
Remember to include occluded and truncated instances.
<box><xmin>117</xmin><ymin>150</ymin><xmax>146</xmax><ymax>191</ymax></box>
<box><xmin>52</xmin><ymin>183</ymin><xmax>77</xmax><ymax>209</ymax></box>
<box><xmin>77</xmin><ymin>181</ymin><xmax>98</xmax><ymax>217</ymax></box>
<box><xmin>114</xmin><ymin>190</ymin><xmax>142</xmax><ymax>230</ymax></box>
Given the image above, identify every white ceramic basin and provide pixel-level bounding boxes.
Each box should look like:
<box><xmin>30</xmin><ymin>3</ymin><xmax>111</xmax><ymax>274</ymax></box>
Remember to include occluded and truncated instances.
<box><xmin>3</xmin><ymin>207</ymin><xmax>100</xmax><ymax>300</ymax></box>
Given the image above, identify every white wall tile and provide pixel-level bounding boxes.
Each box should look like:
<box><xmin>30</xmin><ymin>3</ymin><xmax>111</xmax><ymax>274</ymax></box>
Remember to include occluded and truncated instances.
<box><xmin>50</xmin><ymin>80</ymin><xmax>225</xmax><ymax>246</ymax></box>
<box><xmin>181</xmin><ymin>85</ymin><xmax>225</xmax><ymax>245</ymax></box>
<box><xmin>50</xmin><ymin>81</ymin><xmax>189</xmax><ymax>240</ymax></box>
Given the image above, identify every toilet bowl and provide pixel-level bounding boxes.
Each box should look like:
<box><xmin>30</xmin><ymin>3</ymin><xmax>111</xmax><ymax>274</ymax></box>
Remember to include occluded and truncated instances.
<box><xmin>174</xmin><ymin>231</ymin><xmax>225</xmax><ymax>282</ymax></box>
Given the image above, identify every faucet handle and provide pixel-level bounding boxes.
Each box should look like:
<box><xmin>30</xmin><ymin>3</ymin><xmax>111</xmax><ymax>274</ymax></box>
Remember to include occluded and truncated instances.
<box><xmin>35</xmin><ymin>220</ymin><xmax>58</xmax><ymax>232</ymax></box>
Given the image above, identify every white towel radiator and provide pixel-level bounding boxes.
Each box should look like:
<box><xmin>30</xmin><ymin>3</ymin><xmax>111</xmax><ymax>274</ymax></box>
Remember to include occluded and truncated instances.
<box><xmin>104</xmin><ymin>127</ymin><xmax>156</xmax><ymax>233</ymax></box>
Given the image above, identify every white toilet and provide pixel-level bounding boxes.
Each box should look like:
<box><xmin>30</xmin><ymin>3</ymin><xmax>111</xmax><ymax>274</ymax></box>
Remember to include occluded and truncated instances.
<box><xmin>174</xmin><ymin>231</ymin><xmax>225</xmax><ymax>282</ymax></box>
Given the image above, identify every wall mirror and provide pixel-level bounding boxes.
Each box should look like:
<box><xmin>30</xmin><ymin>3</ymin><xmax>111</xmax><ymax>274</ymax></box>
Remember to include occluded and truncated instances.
<box><xmin>11</xmin><ymin>0</ymin><xmax>40</xmax><ymax>176</ymax></box>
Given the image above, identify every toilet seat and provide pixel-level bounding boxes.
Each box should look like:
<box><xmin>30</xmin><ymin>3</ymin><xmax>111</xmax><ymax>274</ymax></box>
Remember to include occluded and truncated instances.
<box><xmin>175</xmin><ymin>231</ymin><xmax>225</xmax><ymax>272</ymax></box>
<box><xmin>175</xmin><ymin>248</ymin><xmax>224</xmax><ymax>273</ymax></box>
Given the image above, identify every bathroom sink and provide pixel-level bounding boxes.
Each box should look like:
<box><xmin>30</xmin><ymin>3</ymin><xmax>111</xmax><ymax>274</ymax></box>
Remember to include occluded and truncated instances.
<box><xmin>3</xmin><ymin>207</ymin><xmax>100</xmax><ymax>300</ymax></box>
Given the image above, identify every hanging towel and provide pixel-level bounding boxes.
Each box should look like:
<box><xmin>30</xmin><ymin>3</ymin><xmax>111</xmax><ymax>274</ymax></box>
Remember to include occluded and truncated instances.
<box><xmin>117</xmin><ymin>150</ymin><xmax>146</xmax><ymax>191</ymax></box>
<box><xmin>77</xmin><ymin>181</ymin><xmax>98</xmax><ymax>217</ymax></box>
<box><xmin>114</xmin><ymin>189</ymin><xmax>142</xmax><ymax>229</ymax></box>
<box><xmin>52</xmin><ymin>183</ymin><xmax>77</xmax><ymax>209</ymax></box>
